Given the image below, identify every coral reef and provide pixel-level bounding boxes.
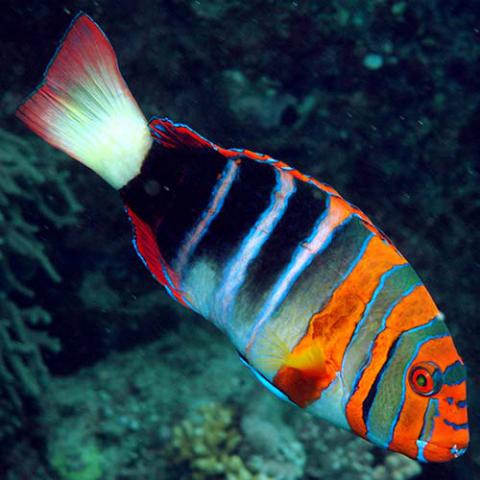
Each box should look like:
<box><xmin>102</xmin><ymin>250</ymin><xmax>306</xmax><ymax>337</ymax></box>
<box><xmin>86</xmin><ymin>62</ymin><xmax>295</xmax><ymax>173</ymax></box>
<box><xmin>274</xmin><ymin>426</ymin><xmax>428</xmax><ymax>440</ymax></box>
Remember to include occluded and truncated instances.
<box><xmin>168</xmin><ymin>403</ymin><xmax>268</xmax><ymax>480</ymax></box>
<box><xmin>4</xmin><ymin>322</ymin><xmax>421</xmax><ymax>480</ymax></box>
<box><xmin>0</xmin><ymin>298</ymin><xmax>59</xmax><ymax>440</ymax></box>
<box><xmin>297</xmin><ymin>419</ymin><xmax>421</xmax><ymax>480</ymax></box>
<box><xmin>0</xmin><ymin>128</ymin><xmax>80</xmax><ymax>445</ymax></box>
<box><xmin>0</xmin><ymin>1</ymin><xmax>478</xmax><ymax>479</ymax></box>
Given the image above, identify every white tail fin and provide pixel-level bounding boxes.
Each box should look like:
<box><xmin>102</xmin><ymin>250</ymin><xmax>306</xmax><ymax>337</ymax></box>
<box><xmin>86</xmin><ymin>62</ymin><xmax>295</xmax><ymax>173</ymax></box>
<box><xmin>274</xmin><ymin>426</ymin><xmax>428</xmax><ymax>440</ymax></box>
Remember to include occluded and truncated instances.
<box><xmin>16</xmin><ymin>13</ymin><xmax>152</xmax><ymax>189</ymax></box>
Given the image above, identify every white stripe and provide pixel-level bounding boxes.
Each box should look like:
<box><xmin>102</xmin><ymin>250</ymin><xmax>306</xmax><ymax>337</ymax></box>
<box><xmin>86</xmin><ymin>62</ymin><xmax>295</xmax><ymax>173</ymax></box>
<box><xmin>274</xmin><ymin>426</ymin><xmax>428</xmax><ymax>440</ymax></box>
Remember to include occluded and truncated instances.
<box><xmin>247</xmin><ymin>197</ymin><xmax>350</xmax><ymax>349</ymax></box>
<box><xmin>175</xmin><ymin>160</ymin><xmax>239</xmax><ymax>275</ymax></box>
<box><xmin>215</xmin><ymin>170</ymin><xmax>295</xmax><ymax>327</ymax></box>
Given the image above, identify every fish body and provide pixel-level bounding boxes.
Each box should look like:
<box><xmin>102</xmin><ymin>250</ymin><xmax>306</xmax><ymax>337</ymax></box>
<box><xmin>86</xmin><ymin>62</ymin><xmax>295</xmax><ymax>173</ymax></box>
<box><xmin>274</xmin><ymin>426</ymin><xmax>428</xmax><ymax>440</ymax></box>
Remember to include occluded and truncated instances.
<box><xmin>17</xmin><ymin>14</ymin><xmax>469</xmax><ymax>462</ymax></box>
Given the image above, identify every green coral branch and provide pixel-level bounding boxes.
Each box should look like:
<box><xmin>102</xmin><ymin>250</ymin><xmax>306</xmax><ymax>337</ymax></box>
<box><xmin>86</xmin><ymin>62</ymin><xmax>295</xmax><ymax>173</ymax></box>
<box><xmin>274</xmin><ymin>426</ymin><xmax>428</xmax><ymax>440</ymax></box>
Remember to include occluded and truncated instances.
<box><xmin>0</xmin><ymin>127</ymin><xmax>80</xmax><ymax>443</ymax></box>
<box><xmin>168</xmin><ymin>403</ymin><xmax>271</xmax><ymax>480</ymax></box>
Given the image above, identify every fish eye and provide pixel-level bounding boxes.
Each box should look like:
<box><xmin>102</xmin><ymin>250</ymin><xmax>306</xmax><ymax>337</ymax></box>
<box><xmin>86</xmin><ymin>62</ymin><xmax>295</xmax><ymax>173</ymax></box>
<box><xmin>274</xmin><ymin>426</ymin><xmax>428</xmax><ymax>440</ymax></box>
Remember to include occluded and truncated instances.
<box><xmin>409</xmin><ymin>362</ymin><xmax>442</xmax><ymax>396</ymax></box>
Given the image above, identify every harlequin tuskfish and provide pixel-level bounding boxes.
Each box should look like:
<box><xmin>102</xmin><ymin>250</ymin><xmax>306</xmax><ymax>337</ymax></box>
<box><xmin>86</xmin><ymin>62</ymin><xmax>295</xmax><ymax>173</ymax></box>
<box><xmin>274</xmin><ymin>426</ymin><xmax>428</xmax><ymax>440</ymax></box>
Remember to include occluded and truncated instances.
<box><xmin>17</xmin><ymin>14</ymin><xmax>469</xmax><ymax>462</ymax></box>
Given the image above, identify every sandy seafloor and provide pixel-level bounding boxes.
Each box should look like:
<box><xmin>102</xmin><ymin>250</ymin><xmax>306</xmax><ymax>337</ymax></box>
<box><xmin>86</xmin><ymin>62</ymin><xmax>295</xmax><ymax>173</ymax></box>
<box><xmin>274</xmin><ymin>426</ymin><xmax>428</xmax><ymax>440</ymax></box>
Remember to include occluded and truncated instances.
<box><xmin>0</xmin><ymin>1</ymin><xmax>479</xmax><ymax>479</ymax></box>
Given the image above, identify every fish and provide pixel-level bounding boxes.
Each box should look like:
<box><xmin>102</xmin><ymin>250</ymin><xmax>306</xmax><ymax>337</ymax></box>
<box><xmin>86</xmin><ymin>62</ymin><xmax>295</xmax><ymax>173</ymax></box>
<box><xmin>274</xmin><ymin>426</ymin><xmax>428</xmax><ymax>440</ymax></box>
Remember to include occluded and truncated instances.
<box><xmin>16</xmin><ymin>13</ymin><xmax>469</xmax><ymax>463</ymax></box>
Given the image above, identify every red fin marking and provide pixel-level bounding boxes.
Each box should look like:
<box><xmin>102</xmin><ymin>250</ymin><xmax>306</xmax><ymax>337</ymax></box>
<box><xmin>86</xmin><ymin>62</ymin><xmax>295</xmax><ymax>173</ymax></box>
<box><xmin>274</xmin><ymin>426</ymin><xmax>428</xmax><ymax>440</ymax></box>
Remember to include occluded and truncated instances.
<box><xmin>125</xmin><ymin>206</ymin><xmax>191</xmax><ymax>307</ymax></box>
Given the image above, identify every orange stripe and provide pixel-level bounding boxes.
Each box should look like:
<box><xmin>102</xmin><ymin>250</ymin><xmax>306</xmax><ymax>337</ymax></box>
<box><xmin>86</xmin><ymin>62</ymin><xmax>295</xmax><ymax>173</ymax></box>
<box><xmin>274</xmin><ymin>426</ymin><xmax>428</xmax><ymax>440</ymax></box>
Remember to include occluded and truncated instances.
<box><xmin>273</xmin><ymin>232</ymin><xmax>407</xmax><ymax>406</ymax></box>
<box><xmin>390</xmin><ymin>336</ymin><xmax>468</xmax><ymax>462</ymax></box>
<box><xmin>345</xmin><ymin>286</ymin><xmax>440</xmax><ymax>437</ymax></box>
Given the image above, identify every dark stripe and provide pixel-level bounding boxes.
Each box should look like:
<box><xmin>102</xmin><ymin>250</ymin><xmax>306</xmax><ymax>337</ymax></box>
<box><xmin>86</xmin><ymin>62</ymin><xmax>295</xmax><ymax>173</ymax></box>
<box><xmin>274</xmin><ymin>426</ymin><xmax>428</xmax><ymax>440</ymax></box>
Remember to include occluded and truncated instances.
<box><xmin>243</xmin><ymin>217</ymin><xmax>373</xmax><ymax>344</ymax></box>
<box><xmin>247</xmin><ymin>198</ymin><xmax>354</xmax><ymax>346</ymax></box>
<box><xmin>443</xmin><ymin>361</ymin><xmax>466</xmax><ymax>386</ymax></box>
<box><xmin>242</xmin><ymin>177</ymin><xmax>329</xmax><ymax>305</ymax></box>
<box><xmin>443</xmin><ymin>419</ymin><xmax>468</xmax><ymax>430</ymax></box>
<box><xmin>194</xmin><ymin>158</ymin><xmax>278</xmax><ymax>264</ymax></box>
<box><xmin>365</xmin><ymin>317</ymin><xmax>449</xmax><ymax>447</ymax></box>
<box><xmin>175</xmin><ymin>160</ymin><xmax>239</xmax><ymax>274</ymax></box>
<box><xmin>120</xmin><ymin>141</ymin><xmax>228</xmax><ymax>264</ymax></box>
<box><xmin>362</xmin><ymin>336</ymin><xmax>400</xmax><ymax>426</ymax></box>
<box><xmin>215</xmin><ymin>169</ymin><xmax>296</xmax><ymax>326</ymax></box>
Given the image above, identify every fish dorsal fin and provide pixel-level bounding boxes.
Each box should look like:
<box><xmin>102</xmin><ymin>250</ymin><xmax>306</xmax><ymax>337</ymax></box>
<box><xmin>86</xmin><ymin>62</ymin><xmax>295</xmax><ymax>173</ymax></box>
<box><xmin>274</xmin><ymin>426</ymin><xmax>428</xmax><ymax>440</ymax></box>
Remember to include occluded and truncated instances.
<box><xmin>149</xmin><ymin>117</ymin><xmax>216</xmax><ymax>151</ymax></box>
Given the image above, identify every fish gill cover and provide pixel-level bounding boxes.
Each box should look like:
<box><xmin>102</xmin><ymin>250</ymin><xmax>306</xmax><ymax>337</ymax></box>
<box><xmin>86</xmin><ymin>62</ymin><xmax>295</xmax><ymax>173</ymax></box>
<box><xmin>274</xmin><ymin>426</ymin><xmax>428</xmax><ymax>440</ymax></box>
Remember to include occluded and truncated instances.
<box><xmin>0</xmin><ymin>1</ymin><xmax>479</xmax><ymax>479</ymax></box>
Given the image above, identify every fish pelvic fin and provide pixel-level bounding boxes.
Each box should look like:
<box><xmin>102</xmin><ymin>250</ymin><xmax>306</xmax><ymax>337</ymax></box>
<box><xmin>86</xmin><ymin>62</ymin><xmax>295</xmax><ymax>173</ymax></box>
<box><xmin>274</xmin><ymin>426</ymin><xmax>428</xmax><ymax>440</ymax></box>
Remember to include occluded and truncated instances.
<box><xmin>16</xmin><ymin>13</ymin><xmax>152</xmax><ymax>189</ymax></box>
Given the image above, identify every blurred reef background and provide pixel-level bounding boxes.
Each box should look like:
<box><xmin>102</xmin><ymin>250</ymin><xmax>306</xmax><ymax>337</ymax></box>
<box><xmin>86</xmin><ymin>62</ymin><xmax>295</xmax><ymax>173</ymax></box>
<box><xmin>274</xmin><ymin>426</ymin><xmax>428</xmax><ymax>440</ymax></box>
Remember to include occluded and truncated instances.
<box><xmin>0</xmin><ymin>1</ymin><xmax>479</xmax><ymax>479</ymax></box>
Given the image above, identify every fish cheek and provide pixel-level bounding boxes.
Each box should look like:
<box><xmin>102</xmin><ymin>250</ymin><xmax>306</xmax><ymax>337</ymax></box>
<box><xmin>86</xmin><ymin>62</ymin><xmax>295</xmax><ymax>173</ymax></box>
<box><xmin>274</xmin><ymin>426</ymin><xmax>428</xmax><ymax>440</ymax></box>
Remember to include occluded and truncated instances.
<box><xmin>389</xmin><ymin>383</ymin><xmax>430</xmax><ymax>458</ymax></box>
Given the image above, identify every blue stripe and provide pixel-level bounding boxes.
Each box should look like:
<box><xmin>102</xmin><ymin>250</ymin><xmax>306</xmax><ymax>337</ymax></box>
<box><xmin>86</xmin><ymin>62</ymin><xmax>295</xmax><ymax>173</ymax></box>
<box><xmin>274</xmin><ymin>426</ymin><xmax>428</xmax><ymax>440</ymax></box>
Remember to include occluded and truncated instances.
<box><xmin>416</xmin><ymin>398</ymin><xmax>439</xmax><ymax>461</ymax></box>
<box><xmin>417</xmin><ymin>441</ymin><xmax>427</xmax><ymax>463</ymax></box>
<box><xmin>451</xmin><ymin>446</ymin><xmax>468</xmax><ymax>457</ymax></box>
<box><xmin>443</xmin><ymin>360</ymin><xmax>467</xmax><ymax>386</ymax></box>
<box><xmin>443</xmin><ymin>419</ymin><xmax>468</xmax><ymax>430</ymax></box>
<box><xmin>333</xmin><ymin>233</ymin><xmax>374</xmax><ymax>293</ymax></box>
<box><xmin>366</xmin><ymin>317</ymin><xmax>448</xmax><ymax>447</ymax></box>
<box><xmin>215</xmin><ymin>169</ymin><xmax>296</xmax><ymax>327</ymax></box>
<box><xmin>345</xmin><ymin>279</ymin><xmax>421</xmax><ymax>405</ymax></box>
<box><xmin>246</xmin><ymin>196</ymin><xmax>353</xmax><ymax>346</ymax></box>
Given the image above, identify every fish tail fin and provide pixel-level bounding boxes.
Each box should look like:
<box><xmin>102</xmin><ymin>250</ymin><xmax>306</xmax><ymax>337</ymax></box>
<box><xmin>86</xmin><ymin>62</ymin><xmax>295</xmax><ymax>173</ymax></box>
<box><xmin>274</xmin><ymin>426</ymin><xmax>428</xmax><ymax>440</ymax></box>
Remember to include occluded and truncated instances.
<box><xmin>16</xmin><ymin>13</ymin><xmax>152</xmax><ymax>189</ymax></box>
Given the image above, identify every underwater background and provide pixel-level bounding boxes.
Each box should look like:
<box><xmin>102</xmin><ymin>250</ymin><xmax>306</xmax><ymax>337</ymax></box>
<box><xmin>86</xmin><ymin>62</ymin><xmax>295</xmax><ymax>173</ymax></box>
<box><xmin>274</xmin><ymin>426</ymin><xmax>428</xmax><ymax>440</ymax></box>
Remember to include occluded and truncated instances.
<box><xmin>0</xmin><ymin>1</ymin><xmax>479</xmax><ymax>479</ymax></box>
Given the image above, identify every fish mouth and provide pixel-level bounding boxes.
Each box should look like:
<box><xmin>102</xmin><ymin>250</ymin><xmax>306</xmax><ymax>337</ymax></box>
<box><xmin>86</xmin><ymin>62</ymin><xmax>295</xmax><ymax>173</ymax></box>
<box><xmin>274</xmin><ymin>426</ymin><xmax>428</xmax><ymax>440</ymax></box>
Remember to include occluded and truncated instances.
<box><xmin>416</xmin><ymin>440</ymin><xmax>468</xmax><ymax>462</ymax></box>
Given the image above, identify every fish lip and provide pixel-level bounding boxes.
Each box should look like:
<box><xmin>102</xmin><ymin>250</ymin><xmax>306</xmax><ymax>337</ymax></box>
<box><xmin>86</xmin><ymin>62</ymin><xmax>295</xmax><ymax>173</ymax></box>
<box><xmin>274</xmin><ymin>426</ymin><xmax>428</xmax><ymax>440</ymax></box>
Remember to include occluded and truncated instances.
<box><xmin>416</xmin><ymin>439</ymin><xmax>468</xmax><ymax>460</ymax></box>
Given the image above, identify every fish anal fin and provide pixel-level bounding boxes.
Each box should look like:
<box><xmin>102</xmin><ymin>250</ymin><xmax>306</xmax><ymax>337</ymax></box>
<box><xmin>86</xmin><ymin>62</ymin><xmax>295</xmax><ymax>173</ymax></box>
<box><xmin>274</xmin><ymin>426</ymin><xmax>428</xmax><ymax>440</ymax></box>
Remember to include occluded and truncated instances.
<box><xmin>125</xmin><ymin>206</ymin><xmax>190</xmax><ymax>307</ymax></box>
<box><xmin>252</xmin><ymin>327</ymin><xmax>327</xmax><ymax>380</ymax></box>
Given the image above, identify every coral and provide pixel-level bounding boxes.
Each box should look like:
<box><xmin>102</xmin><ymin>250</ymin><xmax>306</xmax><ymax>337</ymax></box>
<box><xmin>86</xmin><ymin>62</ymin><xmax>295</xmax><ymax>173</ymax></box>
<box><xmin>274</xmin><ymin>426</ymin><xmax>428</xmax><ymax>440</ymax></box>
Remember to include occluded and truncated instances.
<box><xmin>296</xmin><ymin>419</ymin><xmax>421</xmax><ymax>480</ymax></box>
<box><xmin>49</xmin><ymin>429</ymin><xmax>104</xmax><ymax>480</ymax></box>
<box><xmin>240</xmin><ymin>395</ymin><xmax>306</xmax><ymax>480</ymax></box>
<box><xmin>168</xmin><ymin>402</ymin><xmax>270</xmax><ymax>480</ymax></box>
<box><xmin>0</xmin><ymin>128</ymin><xmax>80</xmax><ymax>443</ymax></box>
<box><xmin>0</xmin><ymin>298</ymin><xmax>59</xmax><ymax>440</ymax></box>
<box><xmin>0</xmin><ymin>129</ymin><xmax>81</xmax><ymax>297</ymax></box>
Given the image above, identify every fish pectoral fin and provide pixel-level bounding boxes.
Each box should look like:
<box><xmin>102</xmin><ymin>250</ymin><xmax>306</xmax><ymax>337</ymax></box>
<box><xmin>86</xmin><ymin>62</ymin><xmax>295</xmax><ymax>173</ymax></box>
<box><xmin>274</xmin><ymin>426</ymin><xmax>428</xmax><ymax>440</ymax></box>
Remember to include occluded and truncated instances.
<box><xmin>251</xmin><ymin>327</ymin><xmax>325</xmax><ymax>377</ymax></box>
<box><xmin>283</xmin><ymin>341</ymin><xmax>325</xmax><ymax>375</ymax></box>
<box><xmin>252</xmin><ymin>330</ymin><xmax>291</xmax><ymax>375</ymax></box>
